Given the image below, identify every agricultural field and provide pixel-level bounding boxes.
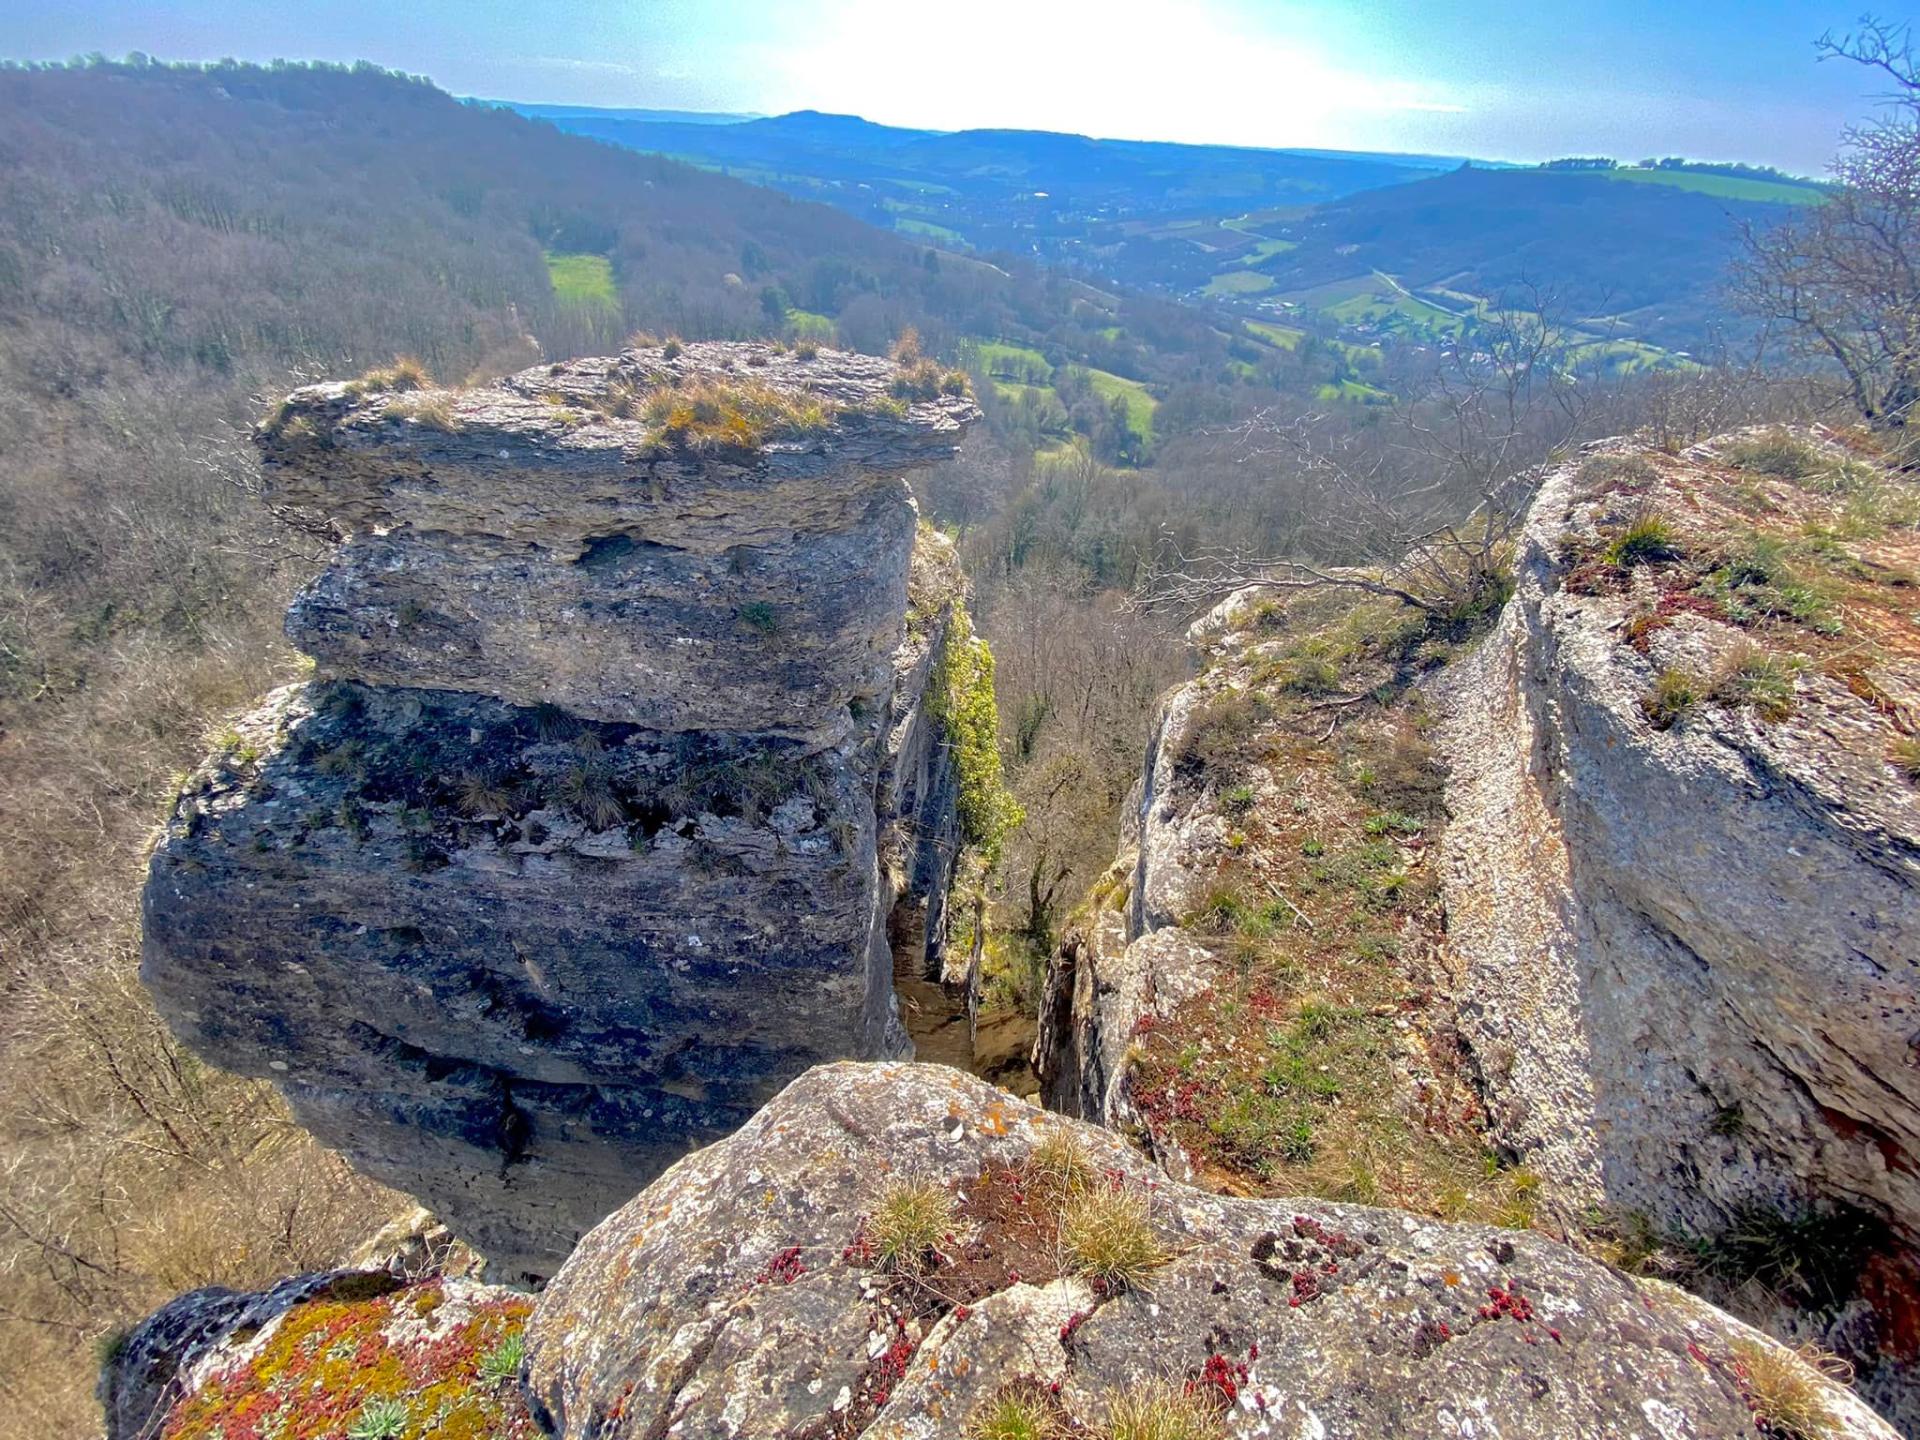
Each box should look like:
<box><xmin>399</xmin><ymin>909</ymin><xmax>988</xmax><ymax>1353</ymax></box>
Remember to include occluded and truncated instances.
<box><xmin>1592</xmin><ymin>166</ymin><xmax>1826</xmax><ymax>205</ymax></box>
<box><xmin>544</xmin><ymin>251</ymin><xmax>619</xmax><ymax>311</ymax></box>
<box><xmin>1082</xmin><ymin>366</ymin><xmax>1159</xmax><ymax>437</ymax></box>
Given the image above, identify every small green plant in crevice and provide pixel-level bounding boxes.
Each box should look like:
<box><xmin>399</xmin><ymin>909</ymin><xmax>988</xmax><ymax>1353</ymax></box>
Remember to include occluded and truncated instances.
<box><xmin>1058</xmin><ymin>1185</ymin><xmax>1170</xmax><ymax>1292</ymax></box>
<box><xmin>1683</xmin><ymin>1202</ymin><xmax>1882</xmax><ymax>1312</ymax></box>
<box><xmin>928</xmin><ymin>602</ymin><xmax>1023</xmax><ymax>861</ymax></box>
<box><xmin>476</xmin><ymin>1330</ymin><xmax>526</xmax><ymax>1385</ymax></box>
<box><xmin>1891</xmin><ymin>736</ymin><xmax>1920</xmax><ymax>783</ymax></box>
<box><xmin>1709</xmin><ymin>645</ymin><xmax>1801</xmax><ymax>723</ymax></box>
<box><xmin>1220</xmin><ymin>784</ymin><xmax>1256</xmax><ymax>817</ymax></box>
<box><xmin>1102</xmin><ymin>1379</ymin><xmax>1227</xmax><ymax>1440</ymax></box>
<box><xmin>1602</xmin><ymin>511</ymin><xmax>1683</xmax><ymax>569</ymax></box>
<box><xmin>868</xmin><ymin>1178</ymin><xmax>956</xmax><ymax>1274</ymax></box>
<box><xmin>1732</xmin><ymin>1339</ymin><xmax>1843</xmax><ymax>1440</ymax></box>
<box><xmin>969</xmin><ymin>1388</ymin><xmax>1060</xmax><ymax>1440</ymax></box>
<box><xmin>1643</xmin><ymin>668</ymin><xmax>1703</xmax><ymax>730</ymax></box>
<box><xmin>345</xmin><ymin>1397</ymin><xmax>411</xmax><ymax>1440</ymax></box>
<box><xmin>737</xmin><ymin>600</ymin><xmax>782</xmax><ymax>636</ymax></box>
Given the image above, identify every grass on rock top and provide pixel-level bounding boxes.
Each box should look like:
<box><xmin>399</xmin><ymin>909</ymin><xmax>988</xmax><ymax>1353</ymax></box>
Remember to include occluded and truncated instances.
<box><xmin>1572</xmin><ymin>429</ymin><xmax>1920</xmax><ymax>753</ymax></box>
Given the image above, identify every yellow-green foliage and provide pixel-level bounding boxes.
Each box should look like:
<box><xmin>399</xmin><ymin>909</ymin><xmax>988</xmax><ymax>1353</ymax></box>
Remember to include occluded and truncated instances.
<box><xmin>869</xmin><ymin>1178</ymin><xmax>956</xmax><ymax>1273</ymax></box>
<box><xmin>1030</xmin><ymin>1128</ymin><xmax>1098</xmax><ymax>1195</ymax></box>
<box><xmin>970</xmin><ymin>1389</ymin><xmax>1059</xmax><ymax>1440</ymax></box>
<box><xmin>640</xmin><ymin>377</ymin><xmax>836</xmax><ymax>452</ymax></box>
<box><xmin>930</xmin><ymin>603</ymin><xmax>1023</xmax><ymax>860</ymax></box>
<box><xmin>1102</xmin><ymin>1381</ymin><xmax>1226</xmax><ymax>1440</ymax></box>
<box><xmin>161</xmin><ymin>1279</ymin><xmax>535</xmax><ymax>1440</ymax></box>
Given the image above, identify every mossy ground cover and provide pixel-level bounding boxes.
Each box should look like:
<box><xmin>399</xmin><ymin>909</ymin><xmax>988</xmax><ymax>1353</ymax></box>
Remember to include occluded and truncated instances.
<box><xmin>1124</xmin><ymin>593</ymin><xmax>1538</xmax><ymax>1223</ymax></box>
<box><xmin>161</xmin><ymin>1278</ymin><xmax>535</xmax><ymax>1440</ymax></box>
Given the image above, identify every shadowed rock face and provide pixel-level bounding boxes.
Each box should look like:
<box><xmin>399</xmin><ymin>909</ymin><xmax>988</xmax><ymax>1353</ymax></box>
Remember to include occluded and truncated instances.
<box><xmin>142</xmin><ymin>343</ymin><xmax>978</xmax><ymax>1279</ymax></box>
<box><xmin>523</xmin><ymin>1061</ymin><xmax>1897</xmax><ymax>1440</ymax></box>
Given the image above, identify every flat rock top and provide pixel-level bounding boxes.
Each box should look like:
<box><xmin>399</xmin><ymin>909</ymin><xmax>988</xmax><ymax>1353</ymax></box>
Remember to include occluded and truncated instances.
<box><xmin>525</xmin><ymin>1060</ymin><xmax>1895</xmax><ymax>1440</ymax></box>
<box><xmin>260</xmin><ymin>340</ymin><xmax>976</xmax><ymax>470</ymax></box>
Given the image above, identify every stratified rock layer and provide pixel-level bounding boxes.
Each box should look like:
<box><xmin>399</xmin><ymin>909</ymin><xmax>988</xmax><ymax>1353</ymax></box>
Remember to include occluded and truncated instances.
<box><xmin>142</xmin><ymin>344</ymin><xmax>977</xmax><ymax>1279</ymax></box>
<box><xmin>525</xmin><ymin>1061</ymin><xmax>1896</xmax><ymax>1440</ymax></box>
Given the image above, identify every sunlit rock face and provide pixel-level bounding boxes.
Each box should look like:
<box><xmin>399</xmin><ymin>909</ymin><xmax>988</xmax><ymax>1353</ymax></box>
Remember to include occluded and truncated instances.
<box><xmin>142</xmin><ymin>343</ymin><xmax>977</xmax><ymax>1280</ymax></box>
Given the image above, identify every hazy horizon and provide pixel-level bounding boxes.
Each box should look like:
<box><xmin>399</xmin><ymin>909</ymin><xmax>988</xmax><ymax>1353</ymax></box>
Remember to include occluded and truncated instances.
<box><xmin>0</xmin><ymin>1</ymin><xmax>1901</xmax><ymax>175</ymax></box>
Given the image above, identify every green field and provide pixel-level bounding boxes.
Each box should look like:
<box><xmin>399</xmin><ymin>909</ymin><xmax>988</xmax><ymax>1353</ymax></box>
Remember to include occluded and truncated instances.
<box><xmin>963</xmin><ymin>337</ymin><xmax>1054</xmax><ymax>382</ymax></box>
<box><xmin>895</xmin><ymin>217</ymin><xmax>964</xmax><ymax>244</ymax></box>
<box><xmin>1205</xmin><ymin>270</ymin><xmax>1277</xmax><ymax>297</ymax></box>
<box><xmin>1246</xmin><ymin>320</ymin><xmax>1305</xmax><ymax>349</ymax></box>
<box><xmin>545</xmin><ymin>251</ymin><xmax>618</xmax><ymax>310</ymax></box>
<box><xmin>1592</xmin><ymin>168</ymin><xmax>1825</xmax><ymax>206</ymax></box>
<box><xmin>1316</xmin><ymin>378</ymin><xmax>1392</xmax><ymax>405</ymax></box>
<box><xmin>785</xmin><ymin>309</ymin><xmax>836</xmax><ymax>341</ymax></box>
<box><xmin>1082</xmin><ymin>367</ymin><xmax>1159</xmax><ymax>437</ymax></box>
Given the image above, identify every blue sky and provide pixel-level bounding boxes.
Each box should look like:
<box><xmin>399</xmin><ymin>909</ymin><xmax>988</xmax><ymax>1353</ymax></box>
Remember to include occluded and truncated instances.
<box><xmin>0</xmin><ymin>0</ymin><xmax>1898</xmax><ymax>171</ymax></box>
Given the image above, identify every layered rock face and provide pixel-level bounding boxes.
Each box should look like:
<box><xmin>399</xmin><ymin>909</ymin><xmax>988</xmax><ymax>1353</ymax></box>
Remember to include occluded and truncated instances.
<box><xmin>142</xmin><ymin>343</ymin><xmax>977</xmax><ymax>1279</ymax></box>
<box><xmin>524</xmin><ymin>1061</ymin><xmax>1895</xmax><ymax>1440</ymax></box>
<box><xmin>1433</xmin><ymin>434</ymin><xmax>1920</xmax><ymax>1248</ymax></box>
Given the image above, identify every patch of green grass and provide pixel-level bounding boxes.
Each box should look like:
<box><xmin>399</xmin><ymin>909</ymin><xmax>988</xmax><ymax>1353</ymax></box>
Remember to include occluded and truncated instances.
<box><xmin>1602</xmin><ymin>513</ymin><xmax>1684</xmax><ymax>568</ymax></box>
<box><xmin>970</xmin><ymin>1389</ymin><xmax>1060</xmax><ymax>1440</ymax></box>
<box><xmin>1080</xmin><ymin>367</ymin><xmax>1159</xmax><ymax>439</ymax></box>
<box><xmin>1203</xmin><ymin>269</ymin><xmax>1276</xmax><ymax>297</ymax></box>
<box><xmin>1245</xmin><ymin>320</ymin><xmax>1304</xmax><ymax>350</ymax></box>
<box><xmin>962</xmin><ymin>338</ymin><xmax>1054</xmax><ymax>383</ymax></box>
<box><xmin>544</xmin><ymin>251</ymin><xmax>619</xmax><ymax>311</ymax></box>
<box><xmin>1723</xmin><ymin>430</ymin><xmax>1823</xmax><ymax>480</ymax></box>
<box><xmin>1709</xmin><ymin>645</ymin><xmax>1800</xmax><ymax>722</ymax></box>
<box><xmin>1643</xmin><ymin>669</ymin><xmax>1703</xmax><ymax>730</ymax></box>
<box><xmin>785</xmin><ymin>309</ymin><xmax>836</xmax><ymax>342</ymax></box>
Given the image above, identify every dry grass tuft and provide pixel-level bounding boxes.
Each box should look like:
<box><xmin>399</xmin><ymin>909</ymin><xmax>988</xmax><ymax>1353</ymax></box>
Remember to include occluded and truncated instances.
<box><xmin>1058</xmin><ymin>1185</ymin><xmax>1169</xmax><ymax>1290</ymax></box>
<box><xmin>343</xmin><ymin>356</ymin><xmax>432</xmax><ymax>397</ymax></box>
<box><xmin>1102</xmin><ymin>1380</ymin><xmax>1227</xmax><ymax>1440</ymax></box>
<box><xmin>1029</xmin><ymin>1128</ymin><xmax>1099</xmax><ymax>1195</ymax></box>
<box><xmin>1733</xmin><ymin>1338</ymin><xmax>1844</xmax><ymax>1440</ymax></box>
<box><xmin>383</xmin><ymin>391</ymin><xmax>459</xmax><ymax>431</ymax></box>
<box><xmin>869</xmin><ymin>1178</ymin><xmax>956</xmax><ymax>1273</ymax></box>
<box><xmin>640</xmin><ymin>378</ymin><xmax>836</xmax><ymax>453</ymax></box>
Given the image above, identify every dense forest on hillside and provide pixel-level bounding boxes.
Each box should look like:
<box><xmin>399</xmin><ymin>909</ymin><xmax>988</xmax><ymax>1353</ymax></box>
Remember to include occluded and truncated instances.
<box><xmin>0</xmin><ymin>55</ymin><xmax>1825</xmax><ymax>1435</ymax></box>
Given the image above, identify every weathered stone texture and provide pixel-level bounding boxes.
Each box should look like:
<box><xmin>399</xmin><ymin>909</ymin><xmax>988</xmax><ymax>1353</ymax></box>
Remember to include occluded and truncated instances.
<box><xmin>1433</xmin><ymin>439</ymin><xmax>1920</xmax><ymax>1246</ymax></box>
<box><xmin>142</xmin><ymin>344</ymin><xmax>978</xmax><ymax>1279</ymax></box>
<box><xmin>525</xmin><ymin>1061</ymin><xmax>1895</xmax><ymax>1440</ymax></box>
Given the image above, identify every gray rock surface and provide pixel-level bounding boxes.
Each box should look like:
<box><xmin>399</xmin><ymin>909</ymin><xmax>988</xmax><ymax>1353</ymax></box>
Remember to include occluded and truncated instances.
<box><xmin>1433</xmin><ymin>439</ymin><xmax>1920</xmax><ymax>1244</ymax></box>
<box><xmin>525</xmin><ymin>1060</ymin><xmax>1896</xmax><ymax>1440</ymax></box>
<box><xmin>142</xmin><ymin>343</ymin><xmax>977</xmax><ymax>1280</ymax></box>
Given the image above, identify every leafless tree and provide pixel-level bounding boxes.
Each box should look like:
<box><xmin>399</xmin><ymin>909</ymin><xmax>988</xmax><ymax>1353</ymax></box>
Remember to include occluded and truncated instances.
<box><xmin>1734</xmin><ymin>18</ymin><xmax>1920</xmax><ymax>429</ymax></box>
<box><xmin>1137</xmin><ymin>296</ymin><xmax>1585</xmax><ymax>618</ymax></box>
